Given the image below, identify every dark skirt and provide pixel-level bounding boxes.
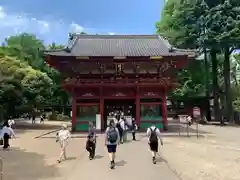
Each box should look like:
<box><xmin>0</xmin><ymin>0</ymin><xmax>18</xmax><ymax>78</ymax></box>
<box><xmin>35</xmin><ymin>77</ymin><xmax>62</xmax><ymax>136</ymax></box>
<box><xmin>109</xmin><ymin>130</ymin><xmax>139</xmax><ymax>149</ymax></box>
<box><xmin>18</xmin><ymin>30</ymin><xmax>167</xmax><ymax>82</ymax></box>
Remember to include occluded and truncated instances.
<box><xmin>149</xmin><ymin>141</ymin><xmax>158</xmax><ymax>152</ymax></box>
<box><xmin>86</xmin><ymin>140</ymin><xmax>96</xmax><ymax>158</ymax></box>
<box><xmin>3</xmin><ymin>133</ymin><xmax>10</xmax><ymax>149</ymax></box>
<box><xmin>107</xmin><ymin>144</ymin><xmax>117</xmax><ymax>153</ymax></box>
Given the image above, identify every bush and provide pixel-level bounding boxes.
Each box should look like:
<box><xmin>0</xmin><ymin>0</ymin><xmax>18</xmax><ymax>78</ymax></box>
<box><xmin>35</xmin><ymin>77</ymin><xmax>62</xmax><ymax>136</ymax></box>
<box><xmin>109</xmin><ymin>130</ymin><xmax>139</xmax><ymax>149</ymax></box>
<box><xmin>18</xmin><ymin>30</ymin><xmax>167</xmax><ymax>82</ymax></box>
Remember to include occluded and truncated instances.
<box><xmin>48</xmin><ymin>111</ymin><xmax>70</xmax><ymax>121</ymax></box>
<box><xmin>47</xmin><ymin>111</ymin><xmax>57</xmax><ymax>120</ymax></box>
<box><xmin>57</xmin><ymin>114</ymin><xmax>71</xmax><ymax>121</ymax></box>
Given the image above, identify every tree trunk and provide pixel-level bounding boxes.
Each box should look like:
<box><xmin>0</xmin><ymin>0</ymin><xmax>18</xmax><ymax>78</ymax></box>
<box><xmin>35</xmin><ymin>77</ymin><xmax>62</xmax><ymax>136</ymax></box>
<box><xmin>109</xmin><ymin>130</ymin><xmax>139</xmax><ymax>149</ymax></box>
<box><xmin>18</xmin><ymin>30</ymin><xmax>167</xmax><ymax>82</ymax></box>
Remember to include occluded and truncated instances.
<box><xmin>204</xmin><ymin>48</ymin><xmax>211</xmax><ymax>121</ymax></box>
<box><xmin>211</xmin><ymin>49</ymin><xmax>221</xmax><ymax>121</ymax></box>
<box><xmin>223</xmin><ymin>47</ymin><xmax>233</xmax><ymax>123</ymax></box>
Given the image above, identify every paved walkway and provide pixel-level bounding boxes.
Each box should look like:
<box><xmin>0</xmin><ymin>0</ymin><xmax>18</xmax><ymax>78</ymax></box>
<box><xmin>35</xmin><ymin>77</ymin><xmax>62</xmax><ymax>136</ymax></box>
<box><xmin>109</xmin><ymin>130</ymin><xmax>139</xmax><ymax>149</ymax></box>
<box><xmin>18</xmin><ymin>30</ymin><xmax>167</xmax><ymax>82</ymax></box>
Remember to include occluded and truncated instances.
<box><xmin>65</xmin><ymin>136</ymin><xmax>179</xmax><ymax>180</ymax></box>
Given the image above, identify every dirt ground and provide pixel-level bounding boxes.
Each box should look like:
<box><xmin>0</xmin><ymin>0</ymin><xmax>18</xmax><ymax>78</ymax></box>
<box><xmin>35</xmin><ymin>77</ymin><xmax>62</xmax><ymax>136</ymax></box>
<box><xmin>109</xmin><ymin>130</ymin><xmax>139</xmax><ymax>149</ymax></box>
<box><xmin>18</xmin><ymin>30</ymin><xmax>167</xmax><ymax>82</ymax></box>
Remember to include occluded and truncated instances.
<box><xmin>0</xmin><ymin>124</ymin><xmax>240</xmax><ymax>180</ymax></box>
<box><xmin>161</xmin><ymin>124</ymin><xmax>240</xmax><ymax>180</ymax></box>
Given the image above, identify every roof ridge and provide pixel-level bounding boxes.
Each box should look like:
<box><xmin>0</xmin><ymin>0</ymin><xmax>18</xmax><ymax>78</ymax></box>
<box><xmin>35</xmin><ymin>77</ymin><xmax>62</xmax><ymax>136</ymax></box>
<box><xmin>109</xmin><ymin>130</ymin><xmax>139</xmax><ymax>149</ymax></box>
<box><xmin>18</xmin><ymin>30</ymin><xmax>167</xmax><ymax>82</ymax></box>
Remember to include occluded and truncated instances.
<box><xmin>71</xmin><ymin>34</ymin><xmax>160</xmax><ymax>39</ymax></box>
<box><xmin>172</xmin><ymin>47</ymin><xmax>198</xmax><ymax>52</ymax></box>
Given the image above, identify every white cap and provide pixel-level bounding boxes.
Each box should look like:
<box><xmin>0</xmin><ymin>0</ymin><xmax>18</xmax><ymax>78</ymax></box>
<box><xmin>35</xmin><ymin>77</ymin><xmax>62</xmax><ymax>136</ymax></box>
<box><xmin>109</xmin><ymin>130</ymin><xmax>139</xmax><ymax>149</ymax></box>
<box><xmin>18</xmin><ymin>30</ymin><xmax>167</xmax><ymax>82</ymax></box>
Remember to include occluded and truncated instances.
<box><xmin>62</xmin><ymin>124</ymin><xmax>67</xmax><ymax>129</ymax></box>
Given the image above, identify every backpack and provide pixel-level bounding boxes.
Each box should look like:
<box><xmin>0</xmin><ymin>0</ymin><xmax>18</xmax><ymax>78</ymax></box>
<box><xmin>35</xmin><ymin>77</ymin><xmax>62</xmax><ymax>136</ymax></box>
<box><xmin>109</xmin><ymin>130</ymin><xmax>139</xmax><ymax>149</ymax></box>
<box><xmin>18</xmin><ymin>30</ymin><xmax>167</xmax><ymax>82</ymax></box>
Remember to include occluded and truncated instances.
<box><xmin>149</xmin><ymin>127</ymin><xmax>158</xmax><ymax>143</ymax></box>
<box><xmin>116</xmin><ymin>122</ymin><xmax>123</xmax><ymax>132</ymax></box>
<box><xmin>107</xmin><ymin>127</ymin><xmax>118</xmax><ymax>143</ymax></box>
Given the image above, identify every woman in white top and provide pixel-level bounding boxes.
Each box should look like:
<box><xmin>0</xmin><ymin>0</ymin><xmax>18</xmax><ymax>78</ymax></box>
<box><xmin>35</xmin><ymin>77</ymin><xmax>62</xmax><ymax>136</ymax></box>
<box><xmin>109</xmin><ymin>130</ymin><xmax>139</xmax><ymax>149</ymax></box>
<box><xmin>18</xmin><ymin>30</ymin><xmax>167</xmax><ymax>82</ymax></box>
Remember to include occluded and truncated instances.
<box><xmin>1</xmin><ymin>121</ymin><xmax>16</xmax><ymax>149</ymax></box>
<box><xmin>56</xmin><ymin>124</ymin><xmax>71</xmax><ymax>163</ymax></box>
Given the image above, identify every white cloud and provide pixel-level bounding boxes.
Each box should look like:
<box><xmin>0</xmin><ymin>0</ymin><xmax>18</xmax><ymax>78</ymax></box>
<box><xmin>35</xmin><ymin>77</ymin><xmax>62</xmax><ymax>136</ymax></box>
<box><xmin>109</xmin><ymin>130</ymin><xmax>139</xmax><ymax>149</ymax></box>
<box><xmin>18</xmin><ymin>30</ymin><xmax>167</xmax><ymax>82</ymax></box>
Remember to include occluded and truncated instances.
<box><xmin>0</xmin><ymin>6</ymin><xmax>50</xmax><ymax>35</ymax></box>
<box><xmin>0</xmin><ymin>6</ymin><xmax>86</xmax><ymax>44</ymax></box>
<box><xmin>0</xmin><ymin>6</ymin><xmax>6</xmax><ymax>19</ymax></box>
<box><xmin>70</xmin><ymin>23</ymin><xmax>84</xmax><ymax>33</ymax></box>
<box><xmin>108</xmin><ymin>32</ymin><xmax>115</xmax><ymax>35</ymax></box>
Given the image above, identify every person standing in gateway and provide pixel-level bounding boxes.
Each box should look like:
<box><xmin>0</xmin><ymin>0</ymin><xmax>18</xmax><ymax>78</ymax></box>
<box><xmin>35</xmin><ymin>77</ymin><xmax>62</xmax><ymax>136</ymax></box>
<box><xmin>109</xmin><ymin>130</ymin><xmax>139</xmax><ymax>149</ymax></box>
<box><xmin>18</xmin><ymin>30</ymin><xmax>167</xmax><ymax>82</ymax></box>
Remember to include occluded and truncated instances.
<box><xmin>105</xmin><ymin>119</ymin><xmax>120</xmax><ymax>169</ymax></box>
<box><xmin>146</xmin><ymin>124</ymin><xmax>163</xmax><ymax>164</ymax></box>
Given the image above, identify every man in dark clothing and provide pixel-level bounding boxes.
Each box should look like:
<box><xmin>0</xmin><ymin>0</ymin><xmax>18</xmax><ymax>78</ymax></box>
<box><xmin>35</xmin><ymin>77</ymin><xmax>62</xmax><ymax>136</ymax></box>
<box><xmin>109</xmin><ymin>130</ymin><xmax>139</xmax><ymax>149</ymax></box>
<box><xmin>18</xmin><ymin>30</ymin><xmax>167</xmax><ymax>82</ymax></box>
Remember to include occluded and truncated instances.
<box><xmin>131</xmin><ymin>118</ymin><xmax>137</xmax><ymax>141</ymax></box>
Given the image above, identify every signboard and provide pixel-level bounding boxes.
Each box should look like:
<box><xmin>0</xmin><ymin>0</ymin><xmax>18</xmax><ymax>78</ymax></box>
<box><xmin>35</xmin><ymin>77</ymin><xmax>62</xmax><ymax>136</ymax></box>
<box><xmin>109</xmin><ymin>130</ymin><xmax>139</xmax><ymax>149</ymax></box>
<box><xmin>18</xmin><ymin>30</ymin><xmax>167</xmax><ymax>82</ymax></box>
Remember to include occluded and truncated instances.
<box><xmin>193</xmin><ymin>107</ymin><xmax>201</xmax><ymax>118</ymax></box>
<box><xmin>96</xmin><ymin>114</ymin><xmax>101</xmax><ymax>130</ymax></box>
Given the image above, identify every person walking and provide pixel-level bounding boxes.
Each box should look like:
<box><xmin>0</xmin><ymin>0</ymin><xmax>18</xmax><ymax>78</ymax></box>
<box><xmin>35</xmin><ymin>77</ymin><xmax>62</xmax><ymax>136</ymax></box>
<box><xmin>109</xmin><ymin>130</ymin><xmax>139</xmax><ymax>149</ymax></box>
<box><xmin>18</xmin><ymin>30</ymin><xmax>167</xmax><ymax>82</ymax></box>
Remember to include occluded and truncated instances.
<box><xmin>187</xmin><ymin>115</ymin><xmax>192</xmax><ymax>126</ymax></box>
<box><xmin>116</xmin><ymin>120</ymin><xmax>123</xmax><ymax>144</ymax></box>
<box><xmin>40</xmin><ymin>113</ymin><xmax>45</xmax><ymax>124</ymax></box>
<box><xmin>131</xmin><ymin>118</ymin><xmax>137</xmax><ymax>141</ymax></box>
<box><xmin>105</xmin><ymin>119</ymin><xmax>120</xmax><ymax>169</ymax></box>
<box><xmin>146</xmin><ymin>124</ymin><xmax>163</xmax><ymax>164</ymax></box>
<box><xmin>86</xmin><ymin>121</ymin><xmax>96</xmax><ymax>160</ymax></box>
<box><xmin>119</xmin><ymin>118</ymin><xmax>127</xmax><ymax>143</ymax></box>
<box><xmin>1</xmin><ymin>121</ymin><xmax>16</xmax><ymax>149</ymax></box>
<box><xmin>8</xmin><ymin>119</ymin><xmax>15</xmax><ymax>128</ymax></box>
<box><xmin>56</xmin><ymin>124</ymin><xmax>71</xmax><ymax>163</ymax></box>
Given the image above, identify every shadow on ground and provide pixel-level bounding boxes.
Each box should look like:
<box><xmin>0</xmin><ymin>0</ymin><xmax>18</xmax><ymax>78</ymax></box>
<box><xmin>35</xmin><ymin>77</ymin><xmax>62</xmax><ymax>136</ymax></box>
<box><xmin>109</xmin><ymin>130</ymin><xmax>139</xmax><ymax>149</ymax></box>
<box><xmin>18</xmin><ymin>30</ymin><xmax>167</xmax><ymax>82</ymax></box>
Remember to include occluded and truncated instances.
<box><xmin>115</xmin><ymin>160</ymin><xmax>127</xmax><ymax>167</ymax></box>
<box><xmin>39</xmin><ymin>135</ymin><xmax>101</xmax><ymax>139</ymax></box>
<box><xmin>94</xmin><ymin>155</ymin><xmax>104</xmax><ymax>159</ymax></box>
<box><xmin>0</xmin><ymin>147</ymin><xmax>60</xmax><ymax>180</ymax></box>
<box><xmin>15</xmin><ymin>122</ymin><xmax>63</xmax><ymax>130</ymax></box>
<box><xmin>166</xmin><ymin>123</ymin><xmax>212</xmax><ymax>135</ymax></box>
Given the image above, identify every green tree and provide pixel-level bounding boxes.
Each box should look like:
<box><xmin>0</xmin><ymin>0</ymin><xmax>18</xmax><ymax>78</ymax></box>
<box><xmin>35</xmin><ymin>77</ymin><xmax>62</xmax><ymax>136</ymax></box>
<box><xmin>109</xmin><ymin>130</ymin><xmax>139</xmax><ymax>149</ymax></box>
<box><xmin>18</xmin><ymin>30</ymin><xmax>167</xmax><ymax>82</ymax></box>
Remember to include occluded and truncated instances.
<box><xmin>3</xmin><ymin>34</ymin><xmax>69</xmax><ymax>113</ymax></box>
<box><xmin>45</xmin><ymin>43</ymin><xmax>70</xmax><ymax>110</ymax></box>
<box><xmin>156</xmin><ymin>0</ymin><xmax>209</xmax><ymax>102</ymax></box>
<box><xmin>5</xmin><ymin>33</ymin><xmax>46</xmax><ymax>70</ymax></box>
<box><xmin>0</xmin><ymin>52</ymin><xmax>52</xmax><ymax>118</ymax></box>
<box><xmin>157</xmin><ymin>0</ymin><xmax>240</xmax><ymax>123</ymax></box>
<box><xmin>200</xmin><ymin>0</ymin><xmax>240</xmax><ymax>122</ymax></box>
<box><xmin>156</xmin><ymin>0</ymin><xmax>206</xmax><ymax>49</ymax></box>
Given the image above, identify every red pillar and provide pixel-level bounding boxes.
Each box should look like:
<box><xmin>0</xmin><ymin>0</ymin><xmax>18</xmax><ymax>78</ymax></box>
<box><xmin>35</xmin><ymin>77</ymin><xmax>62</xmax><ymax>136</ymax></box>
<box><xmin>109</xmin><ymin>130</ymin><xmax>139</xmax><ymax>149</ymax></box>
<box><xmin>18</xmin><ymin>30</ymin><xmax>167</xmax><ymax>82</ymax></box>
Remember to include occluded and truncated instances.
<box><xmin>162</xmin><ymin>92</ymin><xmax>168</xmax><ymax>131</ymax></box>
<box><xmin>72</xmin><ymin>94</ymin><xmax>77</xmax><ymax>132</ymax></box>
<box><xmin>136</xmin><ymin>87</ymin><xmax>140</xmax><ymax>125</ymax></box>
<box><xmin>100</xmin><ymin>98</ymin><xmax>104</xmax><ymax>131</ymax></box>
<box><xmin>100</xmin><ymin>87</ymin><xmax>104</xmax><ymax>131</ymax></box>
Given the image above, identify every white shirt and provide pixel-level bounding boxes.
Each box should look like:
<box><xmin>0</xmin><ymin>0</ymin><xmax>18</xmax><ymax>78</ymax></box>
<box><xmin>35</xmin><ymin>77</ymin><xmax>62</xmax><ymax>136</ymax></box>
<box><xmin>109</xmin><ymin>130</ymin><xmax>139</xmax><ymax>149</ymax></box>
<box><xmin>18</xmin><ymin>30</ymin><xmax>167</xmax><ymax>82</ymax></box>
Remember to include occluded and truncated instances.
<box><xmin>113</xmin><ymin>117</ymin><xmax>118</xmax><ymax>124</ymax></box>
<box><xmin>1</xmin><ymin>126</ymin><xmax>15</xmax><ymax>137</ymax></box>
<box><xmin>187</xmin><ymin>116</ymin><xmax>192</xmax><ymax>122</ymax></box>
<box><xmin>146</xmin><ymin>126</ymin><xmax>162</xmax><ymax>141</ymax></box>
<box><xmin>57</xmin><ymin>129</ymin><xmax>71</xmax><ymax>141</ymax></box>
<box><xmin>119</xmin><ymin>119</ymin><xmax>126</xmax><ymax>130</ymax></box>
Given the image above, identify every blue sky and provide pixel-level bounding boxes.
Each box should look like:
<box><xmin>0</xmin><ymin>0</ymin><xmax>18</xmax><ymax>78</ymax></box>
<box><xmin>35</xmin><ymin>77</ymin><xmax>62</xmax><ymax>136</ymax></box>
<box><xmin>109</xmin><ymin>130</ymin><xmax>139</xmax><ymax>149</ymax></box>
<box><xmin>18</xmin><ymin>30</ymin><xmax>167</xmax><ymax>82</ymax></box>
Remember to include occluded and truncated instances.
<box><xmin>0</xmin><ymin>0</ymin><xmax>164</xmax><ymax>44</ymax></box>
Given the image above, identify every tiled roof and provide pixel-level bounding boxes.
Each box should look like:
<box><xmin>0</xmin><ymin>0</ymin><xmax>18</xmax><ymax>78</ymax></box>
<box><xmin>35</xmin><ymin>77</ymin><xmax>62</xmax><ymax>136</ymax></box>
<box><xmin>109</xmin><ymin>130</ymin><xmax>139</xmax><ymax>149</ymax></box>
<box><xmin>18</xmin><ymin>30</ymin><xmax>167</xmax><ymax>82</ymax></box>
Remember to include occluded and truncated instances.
<box><xmin>44</xmin><ymin>34</ymin><xmax>195</xmax><ymax>57</ymax></box>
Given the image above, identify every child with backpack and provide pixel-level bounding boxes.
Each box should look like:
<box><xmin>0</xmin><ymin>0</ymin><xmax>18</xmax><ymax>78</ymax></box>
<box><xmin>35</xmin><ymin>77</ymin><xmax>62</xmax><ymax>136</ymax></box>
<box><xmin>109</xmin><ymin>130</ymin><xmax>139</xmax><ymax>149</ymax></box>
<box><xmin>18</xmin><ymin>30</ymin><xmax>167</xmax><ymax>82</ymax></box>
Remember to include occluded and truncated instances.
<box><xmin>86</xmin><ymin>121</ymin><xmax>96</xmax><ymax>160</ymax></box>
<box><xmin>86</xmin><ymin>134</ymin><xmax>96</xmax><ymax>160</ymax></box>
<box><xmin>146</xmin><ymin>124</ymin><xmax>163</xmax><ymax>164</ymax></box>
<box><xmin>105</xmin><ymin>119</ymin><xmax>120</xmax><ymax>169</ymax></box>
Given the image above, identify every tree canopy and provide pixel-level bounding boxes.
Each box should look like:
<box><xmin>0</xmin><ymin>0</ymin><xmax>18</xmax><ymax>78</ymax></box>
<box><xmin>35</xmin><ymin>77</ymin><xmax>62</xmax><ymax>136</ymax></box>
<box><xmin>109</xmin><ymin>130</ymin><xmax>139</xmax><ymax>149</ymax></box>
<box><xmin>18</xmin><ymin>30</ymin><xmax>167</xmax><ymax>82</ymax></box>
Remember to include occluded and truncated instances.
<box><xmin>0</xmin><ymin>33</ymin><xmax>69</xmax><ymax>119</ymax></box>
<box><xmin>157</xmin><ymin>0</ymin><xmax>240</xmax><ymax>122</ymax></box>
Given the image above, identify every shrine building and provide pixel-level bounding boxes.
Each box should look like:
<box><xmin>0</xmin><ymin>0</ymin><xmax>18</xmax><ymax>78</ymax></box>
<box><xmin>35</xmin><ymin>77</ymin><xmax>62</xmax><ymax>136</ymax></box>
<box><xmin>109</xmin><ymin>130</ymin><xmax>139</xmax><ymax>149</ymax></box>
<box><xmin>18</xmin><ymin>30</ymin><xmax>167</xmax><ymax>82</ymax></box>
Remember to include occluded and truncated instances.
<box><xmin>44</xmin><ymin>34</ymin><xmax>195</xmax><ymax>132</ymax></box>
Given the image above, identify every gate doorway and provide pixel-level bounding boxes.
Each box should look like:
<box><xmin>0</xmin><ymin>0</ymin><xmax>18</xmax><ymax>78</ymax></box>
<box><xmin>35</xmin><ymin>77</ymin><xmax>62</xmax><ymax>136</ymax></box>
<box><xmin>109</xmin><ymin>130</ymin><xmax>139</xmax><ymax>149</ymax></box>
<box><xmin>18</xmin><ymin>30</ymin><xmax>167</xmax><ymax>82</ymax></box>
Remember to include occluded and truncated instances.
<box><xmin>103</xmin><ymin>99</ymin><xmax>136</xmax><ymax>129</ymax></box>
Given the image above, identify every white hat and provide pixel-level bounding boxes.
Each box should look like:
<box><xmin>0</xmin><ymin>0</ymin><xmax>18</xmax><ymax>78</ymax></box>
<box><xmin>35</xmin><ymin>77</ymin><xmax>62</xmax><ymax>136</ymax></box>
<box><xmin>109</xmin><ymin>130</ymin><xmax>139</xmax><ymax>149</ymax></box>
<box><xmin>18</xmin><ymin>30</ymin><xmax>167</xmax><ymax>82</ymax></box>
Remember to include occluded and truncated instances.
<box><xmin>62</xmin><ymin>124</ymin><xmax>67</xmax><ymax>129</ymax></box>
